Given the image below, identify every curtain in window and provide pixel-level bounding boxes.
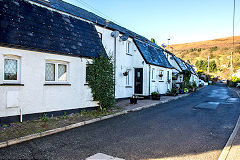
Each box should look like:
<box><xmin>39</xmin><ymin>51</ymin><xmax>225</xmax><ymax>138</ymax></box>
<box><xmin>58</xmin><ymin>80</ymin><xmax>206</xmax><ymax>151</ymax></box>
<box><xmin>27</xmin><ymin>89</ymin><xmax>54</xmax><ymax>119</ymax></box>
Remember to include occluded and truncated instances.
<box><xmin>4</xmin><ymin>59</ymin><xmax>17</xmax><ymax>80</ymax></box>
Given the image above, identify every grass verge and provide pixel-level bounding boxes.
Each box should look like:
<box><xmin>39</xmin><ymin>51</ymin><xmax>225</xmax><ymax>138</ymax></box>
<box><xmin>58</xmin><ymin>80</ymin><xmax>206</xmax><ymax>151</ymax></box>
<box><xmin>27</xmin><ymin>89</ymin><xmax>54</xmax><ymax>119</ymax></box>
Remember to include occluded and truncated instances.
<box><xmin>0</xmin><ymin>106</ymin><xmax>122</xmax><ymax>143</ymax></box>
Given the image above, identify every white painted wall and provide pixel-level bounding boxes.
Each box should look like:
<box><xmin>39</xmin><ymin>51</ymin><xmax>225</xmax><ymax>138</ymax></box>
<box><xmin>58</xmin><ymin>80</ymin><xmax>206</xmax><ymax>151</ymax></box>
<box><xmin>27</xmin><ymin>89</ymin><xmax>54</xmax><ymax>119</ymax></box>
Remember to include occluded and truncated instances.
<box><xmin>149</xmin><ymin>65</ymin><xmax>172</xmax><ymax>94</ymax></box>
<box><xmin>96</xmin><ymin>26</ymin><xmax>150</xmax><ymax>98</ymax></box>
<box><xmin>0</xmin><ymin>46</ymin><xmax>97</xmax><ymax>118</ymax></box>
<box><xmin>96</xmin><ymin>26</ymin><xmax>172</xmax><ymax>97</ymax></box>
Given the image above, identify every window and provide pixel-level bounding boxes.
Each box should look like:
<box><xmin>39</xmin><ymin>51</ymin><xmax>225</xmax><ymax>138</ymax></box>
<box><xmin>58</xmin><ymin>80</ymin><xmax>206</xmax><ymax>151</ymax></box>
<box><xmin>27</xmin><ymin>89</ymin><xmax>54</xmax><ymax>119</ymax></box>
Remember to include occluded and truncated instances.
<box><xmin>151</xmin><ymin>68</ymin><xmax>155</xmax><ymax>81</ymax></box>
<box><xmin>45</xmin><ymin>61</ymin><xmax>68</xmax><ymax>83</ymax></box>
<box><xmin>159</xmin><ymin>70</ymin><xmax>163</xmax><ymax>81</ymax></box>
<box><xmin>126</xmin><ymin>70</ymin><xmax>131</xmax><ymax>86</ymax></box>
<box><xmin>86</xmin><ymin>64</ymin><xmax>91</xmax><ymax>83</ymax></box>
<box><xmin>126</xmin><ymin>41</ymin><xmax>130</xmax><ymax>54</ymax></box>
<box><xmin>167</xmin><ymin>71</ymin><xmax>170</xmax><ymax>80</ymax></box>
<box><xmin>45</xmin><ymin>63</ymin><xmax>55</xmax><ymax>81</ymax></box>
<box><xmin>3</xmin><ymin>56</ymin><xmax>20</xmax><ymax>83</ymax></box>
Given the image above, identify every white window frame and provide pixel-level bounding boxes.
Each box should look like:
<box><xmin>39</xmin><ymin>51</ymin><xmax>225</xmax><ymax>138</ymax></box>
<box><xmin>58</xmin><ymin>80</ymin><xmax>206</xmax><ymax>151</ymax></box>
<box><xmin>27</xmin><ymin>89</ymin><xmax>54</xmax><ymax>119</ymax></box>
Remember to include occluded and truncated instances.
<box><xmin>45</xmin><ymin>60</ymin><xmax>69</xmax><ymax>84</ymax></box>
<box><xmin>126</xmin><ymin>69</ymin><xmax>131</xmax><ymax>86</ymax></box>
<box><xmin>151</xmin><ymin>68</ymin><xmax>155</xmax><ymax>81</ymax></box>
<box><xmin>126</xmin><ymin>41</ymin><xmax>131</xmax><ymax>55</ymax></box>
<box><xmin>3</xmin><ymin>55</ymin><xmax>21</xmax><ymax>84</ymax></box>
<box><xmin>167</xmin><ymin>71</ymin><xmax>170</xmax><ymax>81</ymax></box>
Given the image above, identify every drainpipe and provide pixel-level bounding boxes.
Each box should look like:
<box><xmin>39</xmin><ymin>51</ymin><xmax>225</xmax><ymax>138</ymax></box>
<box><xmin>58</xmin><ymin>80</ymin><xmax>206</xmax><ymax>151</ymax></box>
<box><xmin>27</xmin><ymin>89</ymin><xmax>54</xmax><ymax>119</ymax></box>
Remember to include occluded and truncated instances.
<box><xmin>20</xmin><ymin>108</ymin><xmax>23</xmax><ymax>123</ymax></box>
<box><xmin>149</xmin><ymin>65</ymin><xmax>151</xmax><ymax>97</ymax></box>
<box><xmin>111</xmin><ymin>31</ymin><xmax>119</xmax><ymax>98</ymax></box>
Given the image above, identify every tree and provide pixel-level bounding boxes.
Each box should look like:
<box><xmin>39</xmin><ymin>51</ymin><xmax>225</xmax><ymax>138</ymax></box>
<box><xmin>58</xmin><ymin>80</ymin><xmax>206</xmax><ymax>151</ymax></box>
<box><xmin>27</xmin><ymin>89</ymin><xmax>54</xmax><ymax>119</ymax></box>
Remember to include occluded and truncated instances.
<box><xmin>195</xmin><ymin>59</ymin><xmax>217</xmax><ymax>73</ymax></box>
<box><xmin>87</xmin><ymin>53</ymin><xmax>115</xmax><ymax>110</ymax></box>
<box><xmin>209</xmin><ymin>60</ymin><xmax>217</xmax><ymax>72</ymax></box>
<box><xmin>151</xmin><ymin>38</ymin><xmax>156</xmax><ymax>44</ymax></box>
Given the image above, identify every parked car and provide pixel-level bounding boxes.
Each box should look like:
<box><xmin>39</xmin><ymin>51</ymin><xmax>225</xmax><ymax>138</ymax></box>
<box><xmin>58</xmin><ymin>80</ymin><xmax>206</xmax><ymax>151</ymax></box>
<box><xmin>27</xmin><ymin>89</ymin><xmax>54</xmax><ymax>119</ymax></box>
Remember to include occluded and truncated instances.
<box><xmin>222</xmin><ymin>79</ymin><xmax>227</xmax><ymax>83</ymax></box>
<box><xmin>236</xmin><ymin>83</ymin><xmax>240</xmax><ymax>88</ymax></box>
<box><xmin>199</xmin><ymin>80</ymin><xmax>204</xmax><ymax>85</ymax></box>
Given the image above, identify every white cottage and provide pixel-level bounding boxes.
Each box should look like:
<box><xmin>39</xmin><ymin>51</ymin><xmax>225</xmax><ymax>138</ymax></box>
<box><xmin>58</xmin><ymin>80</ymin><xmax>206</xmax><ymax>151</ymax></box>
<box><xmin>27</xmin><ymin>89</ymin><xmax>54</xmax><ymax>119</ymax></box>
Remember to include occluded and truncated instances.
<box><xmin>36</xmin><ymin>0</ymin><xmax>174</xmax><ymax>97</ymax></box>
<box><xmin>164</xmin><ymin>50</ymin><xmax>184</xmax><ymax>87</ymax></box>
<box><xmin>164</xmin><ymin>50</ymin><xmax>199</xmax><ymax>88</ymax></box>
<box><xmin>0</xmin><ymin>0</ymin><xmax>105</xmax><ymax>123</ymax></box>
<box><xmin>96</xmin><ymin>26</ymin><xmax>174</xmax><ymax>97</ymax></box>
<box><xmin>0</xmin><ymin>0</ymin><xmax>176</xmax><ymax>123</ymax></box>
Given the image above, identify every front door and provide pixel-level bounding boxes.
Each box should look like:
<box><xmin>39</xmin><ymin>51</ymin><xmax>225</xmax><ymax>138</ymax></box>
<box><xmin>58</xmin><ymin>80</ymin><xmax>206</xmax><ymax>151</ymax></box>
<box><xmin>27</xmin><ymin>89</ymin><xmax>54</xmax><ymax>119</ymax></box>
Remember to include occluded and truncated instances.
<box><xmin>134</xmin><ymin>68</ymin><xmax>143</xmax><ymax>94</ymax></box>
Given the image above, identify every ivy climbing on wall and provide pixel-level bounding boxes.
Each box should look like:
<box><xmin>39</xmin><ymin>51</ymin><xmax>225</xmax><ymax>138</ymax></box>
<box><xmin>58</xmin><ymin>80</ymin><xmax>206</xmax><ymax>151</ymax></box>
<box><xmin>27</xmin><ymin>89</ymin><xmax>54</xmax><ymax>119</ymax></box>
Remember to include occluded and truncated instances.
<box><xmin>87</xmin><ymin>53</ymin><xmax>115</xmax><ymax>110</ymax></box>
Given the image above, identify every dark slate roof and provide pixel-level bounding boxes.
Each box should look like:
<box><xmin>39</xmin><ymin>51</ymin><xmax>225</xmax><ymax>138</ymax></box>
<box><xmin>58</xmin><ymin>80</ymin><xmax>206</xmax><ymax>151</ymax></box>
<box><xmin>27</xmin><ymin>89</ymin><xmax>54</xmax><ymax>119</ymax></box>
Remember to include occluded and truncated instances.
<box><xmin>0</xmin><ymin>0</ymin><xmax>105</xmax><ymax>58</ymax></box>
<box><xmin>174</xmin><ymin>57</ymin><xmax>188</xmax><ymax>71</ymax></box>
<box><xmin>31</xmin><ymin>0</ymin><xmax>149</xmax><ymax>42</ymax></box>
<box><xmin>185</xmin><ymin>63</ymin><xmax>198</xmax><ymax>76</ymax></box>
<box><xmin>30</xmin><ymin>0</ymin><xmax>172</xmax><ymax>68</ymax></box>
<box><xmin>134</xmin><ymin>39</ymin><xmax>173</xmax><ymax>68</ymax></box>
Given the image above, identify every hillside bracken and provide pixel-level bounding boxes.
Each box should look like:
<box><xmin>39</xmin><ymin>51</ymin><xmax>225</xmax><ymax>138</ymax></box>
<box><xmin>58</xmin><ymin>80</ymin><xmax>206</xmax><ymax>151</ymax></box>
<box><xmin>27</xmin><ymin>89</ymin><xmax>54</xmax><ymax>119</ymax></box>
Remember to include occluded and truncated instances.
<box><xmin>170</xmin><ymin>36</ymin><xmax>240</xmax><ymax>78</ymax></box>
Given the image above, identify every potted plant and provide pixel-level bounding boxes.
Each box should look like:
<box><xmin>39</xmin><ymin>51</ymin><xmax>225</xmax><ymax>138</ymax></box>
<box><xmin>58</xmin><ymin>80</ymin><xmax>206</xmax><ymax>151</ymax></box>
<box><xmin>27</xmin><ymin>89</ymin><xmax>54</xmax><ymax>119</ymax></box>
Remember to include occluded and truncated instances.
<box><xmin>184</xmin><ymin>88</ymin><xmax>189</xmax><ymax>93</ymax></box>
<box><xmin>179</xmin><ymin>83</ymin><xmax>184</xmax><ymax>94</ymax></box>
<box><xmin>151</xmin><ymin>92</ymin><xmax>160</xmax><ymax>100</ymax></box>
<box><xmin>171</xmin><ymin>87</ymin><xmax>178</xmax><ymax>96</ymax></box>
<box><xmin>158</xmin><ymin>73</ymin><xmax>163</xmax><ymax>77</ymax></box>
<box><xmin>180</xmin><ymin>88</ymin><xmax>184</xmax><ymax>94</ymax></box>
<box><xmin>176</xmin><ymin>87</ymin><xmax>179</xmax><ymax>94</ymax></box>
<box><xmin>172</xmin><ymin>76</ymin><xmax>177</xmax><ymax>80</ymax></box>
<box><xmin>123</xmin><ymin>71</ymin><xmax>128</xmax><ymax>76</ymax></box>
<box><xmin>130</xmin><ymin>95</ymin><xmax>138</xmax><ymax>104</ymax></box>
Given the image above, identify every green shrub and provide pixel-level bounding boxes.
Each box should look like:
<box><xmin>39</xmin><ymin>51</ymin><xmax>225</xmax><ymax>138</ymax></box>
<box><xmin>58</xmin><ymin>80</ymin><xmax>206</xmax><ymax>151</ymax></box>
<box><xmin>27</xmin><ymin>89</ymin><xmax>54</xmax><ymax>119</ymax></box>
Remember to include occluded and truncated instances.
<box><xmin>39</xmin><ymin>113</ymin><xmax>49</xmax><ymax>121</ymax></box>
<box><xmin>87</xmin><ymin>53</ymin><xmax>115</xmax><ymax>109</ymax></box>
<box><xmin>192</xmin><ymin>82</ymin><xmax>197</xmax><ymax>88</ymax></box>
<box><xmin>151</xmin><ymin>92</ymin><xmax>160</xmax><ymax>96</ymax></box>
<box><xmin>232</xmin><ymin>77</ymin><xmax>240</xmax><ymax>83</ymax></box>
<box><xmin>1</xmin><ymin>124</ymin><xmax>8</xmax><ymax>128</ymax></box>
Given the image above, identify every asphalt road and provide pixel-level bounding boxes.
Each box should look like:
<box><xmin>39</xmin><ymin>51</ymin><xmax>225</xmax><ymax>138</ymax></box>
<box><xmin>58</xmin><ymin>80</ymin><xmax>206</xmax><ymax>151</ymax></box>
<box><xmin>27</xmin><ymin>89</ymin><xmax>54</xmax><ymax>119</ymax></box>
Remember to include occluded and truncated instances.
<box><xmin>0</xmin><ymin>84</ymin><xmax>239</xmax><ymax>160</ymax></box>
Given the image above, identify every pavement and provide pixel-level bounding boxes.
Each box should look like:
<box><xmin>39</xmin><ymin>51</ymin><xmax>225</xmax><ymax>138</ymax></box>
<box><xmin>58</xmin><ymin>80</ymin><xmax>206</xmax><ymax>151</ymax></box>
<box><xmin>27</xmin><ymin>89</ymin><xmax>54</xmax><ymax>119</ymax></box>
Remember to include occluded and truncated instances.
<box><xmin>223</xmin><ymin>87</ymin><xmax>240</xmax><ymax>160</ymax></box>
<box><xmin>225</xmin><ymin>120</ymin><xmax>240</xmax><ymax>160</ymax></box>
<box><xmin>0</xmin><ymin>84</ymin><xmax>239</xmax><ymax>160</ymax></box>
<box><xmin>117</xmin><ymin>93</ymin><xmax>190</xmax><ymax>111</ymax></box>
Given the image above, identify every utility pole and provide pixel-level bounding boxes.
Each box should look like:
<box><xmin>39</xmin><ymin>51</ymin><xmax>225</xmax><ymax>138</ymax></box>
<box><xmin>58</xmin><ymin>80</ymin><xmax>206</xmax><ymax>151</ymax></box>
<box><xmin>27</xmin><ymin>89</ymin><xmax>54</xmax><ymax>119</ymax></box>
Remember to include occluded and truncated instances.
<box><xmin>207</xmin><ymin>55</ymin><xmax>209</xmax><ymax>74</ymax></box>
<box><xmin>230</xmin><ymin>52</ymin><xmax>233</xmax><ymax>77</ymax></box>
<box><xmin>167</xmin><ymin>38</ymin><xmax>170</xmax><ymax>49</ymax></box>
<box><xmin>231</xmin><ymin>0</ymin><xmax>235</xmax><ymax>78</ymax></box>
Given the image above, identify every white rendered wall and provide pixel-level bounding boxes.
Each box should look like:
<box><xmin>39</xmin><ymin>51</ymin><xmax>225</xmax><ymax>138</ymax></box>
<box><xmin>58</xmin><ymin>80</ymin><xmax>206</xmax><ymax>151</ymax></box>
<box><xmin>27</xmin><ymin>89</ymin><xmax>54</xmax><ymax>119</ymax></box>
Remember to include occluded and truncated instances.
<box><xmin>0</xmin><ymin>46</ymin><xmax>97</xmax><ymax>118</ymax></box>
<box><xmin>96</xmin><ymin>26</ymin><xmax>149</xmax><ymax>98</ymax></box>
<box><xmin>149</xmin><ymin>65</ymin><xmax>172</xmax><ymax>94</ymax></box>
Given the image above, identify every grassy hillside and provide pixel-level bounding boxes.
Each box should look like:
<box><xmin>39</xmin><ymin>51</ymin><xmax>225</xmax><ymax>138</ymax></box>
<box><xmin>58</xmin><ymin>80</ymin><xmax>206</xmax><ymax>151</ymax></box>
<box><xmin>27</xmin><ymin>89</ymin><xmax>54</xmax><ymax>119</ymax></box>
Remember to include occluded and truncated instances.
<box><xmin>170</xmin><ymin>36</ymin><xmax>240</xmax><ymax>78</ymax></box>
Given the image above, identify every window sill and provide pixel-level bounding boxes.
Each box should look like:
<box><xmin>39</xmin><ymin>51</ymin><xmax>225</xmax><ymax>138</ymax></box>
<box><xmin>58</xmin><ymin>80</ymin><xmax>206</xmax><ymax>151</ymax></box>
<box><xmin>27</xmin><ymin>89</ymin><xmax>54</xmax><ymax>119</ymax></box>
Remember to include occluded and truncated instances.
<box><xmin>126</xmin><ymin>53</ymin><xmax>133</xmax><ymax>56</ymax></box>
<box><xmin>151</xmin><ymin>80</ymin><xmax>156</xmax><ymax>82</ymax></box>
<box><xmin>159</xmin><ymin>81</ymin><xmax>164</xmax><ymax>82</ymax></box>
<box><xmin>84</xmin><ymin>83</ymin><xmax>89</xmax><ymax>86</ymax></box>
<box><xmin>125</xmin><ymin>86</ymin><xmax>132</xmax><ymax>88</ymax></box>
<box><xmin>0</xmin><ymin>83</ymin><xmax>24</xmax><ymax>86</ymax></box>
<box><xmin>44</xmin><ymin>83</ymin><xmax>71</xmax><ymax>86</ymax></box>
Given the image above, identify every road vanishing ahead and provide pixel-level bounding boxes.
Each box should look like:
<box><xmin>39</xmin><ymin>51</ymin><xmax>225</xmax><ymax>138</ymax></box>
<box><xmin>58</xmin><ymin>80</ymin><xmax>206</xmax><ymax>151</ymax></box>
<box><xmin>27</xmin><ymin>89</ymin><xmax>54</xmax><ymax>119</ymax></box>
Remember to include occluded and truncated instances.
<box><xmin>0</xmin><ymin>83</ymin><xmax>239</xmax><ymax>160</ymax></box>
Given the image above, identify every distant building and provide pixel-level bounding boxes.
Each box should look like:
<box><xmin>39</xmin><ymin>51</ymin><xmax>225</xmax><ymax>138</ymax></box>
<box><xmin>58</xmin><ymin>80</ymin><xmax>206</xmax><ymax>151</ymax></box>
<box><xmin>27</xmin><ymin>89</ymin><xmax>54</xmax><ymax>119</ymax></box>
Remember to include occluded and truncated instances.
<box><xmin>232</xmin><ymin>69</ymin><xmax>240</xmax><ymax>78</ymax></box>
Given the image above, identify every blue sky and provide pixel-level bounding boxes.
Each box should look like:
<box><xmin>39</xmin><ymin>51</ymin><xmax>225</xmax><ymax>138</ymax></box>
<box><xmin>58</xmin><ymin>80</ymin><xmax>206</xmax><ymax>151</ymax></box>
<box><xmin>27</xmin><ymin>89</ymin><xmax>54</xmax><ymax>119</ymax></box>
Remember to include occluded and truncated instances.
<box><xmin>63</xmin><ymin>0</ymin><xmax>240</xmax><ymax>44</ymax></box>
